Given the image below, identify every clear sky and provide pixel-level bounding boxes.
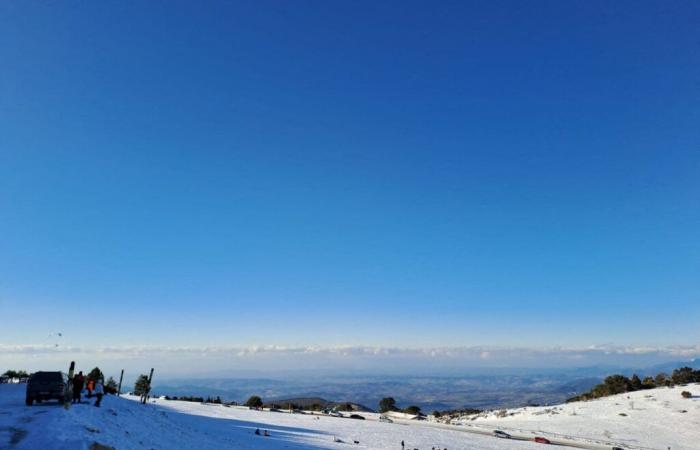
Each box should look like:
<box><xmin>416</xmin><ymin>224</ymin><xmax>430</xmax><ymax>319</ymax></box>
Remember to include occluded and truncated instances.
<box><xmin>1</xmin><ymin>1</ymin><xmax>699</xmax><ymax>372</ymax></box>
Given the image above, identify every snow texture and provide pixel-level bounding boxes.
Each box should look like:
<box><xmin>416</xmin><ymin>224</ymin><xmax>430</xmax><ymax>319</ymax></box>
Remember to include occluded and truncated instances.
<box><xmin>1</xmin><ymin>383</ymin><xmax>698</xmax><ymax>449</ymax></box>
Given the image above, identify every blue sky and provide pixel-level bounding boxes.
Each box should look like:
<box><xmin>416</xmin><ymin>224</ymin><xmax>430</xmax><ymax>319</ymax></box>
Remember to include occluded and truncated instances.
<box><xmin>1</xmin><ymin>1</ymin><xmax>699</xmax><ymax>370</ymax></box>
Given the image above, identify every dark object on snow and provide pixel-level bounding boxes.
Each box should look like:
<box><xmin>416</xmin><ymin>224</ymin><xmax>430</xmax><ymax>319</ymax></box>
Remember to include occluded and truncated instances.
<box><xmin>72</xmin><ymin>373</ymin><xmax>85</xmax><ymax>404</ymax></box>
<box><xmin>534</xmin><ymin>437</ymin><xmax>551</xmax><ymax>444</ymax></box>
<box><xmin>263</xmin><ymin>430</ymin><xmax>270</xmax><ymax>437</ymax></box>
<box><xmin>90</xmin><ymin>442</ymin><xmax>115</xmax><ymax>450</ymax></box>
<box><xmin>245</xmin><ymin>395</ymin><xmax>263</xmax><ymax>408</ymax></box>
<box><xmin>349</xmin><ymin>414</ymin><xmax>365</xmax><ymax>420</ymax></box>
<box><xmin>26</xmin><ymin>371</ymin><xmax>69</xmax><ymax>406</ymax></box>
<box><xmin>254</xmin><ymin>428</ymin><xmax>260</xmax><ymax>435</ymax></box>
<box><xmin>494</xmin><ymin>430</ymin><xmax>511</xmax><ymax>439</ymax></box>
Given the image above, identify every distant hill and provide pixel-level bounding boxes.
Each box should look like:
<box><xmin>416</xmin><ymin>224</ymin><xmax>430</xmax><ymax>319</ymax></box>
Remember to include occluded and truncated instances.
<box><xmin>635</xmin><ymin>359</ymin><xmax>700</xmax><ymax>376</ymax></box>
<box><xmin>554</xmin><ymin>377</ymin><xmax>601</xmax><ymax>397</ymax></box>
<box><xmin>263</xmin><ymin>396</ymin><xmax>373</xmax><ymax>412</ymax></box>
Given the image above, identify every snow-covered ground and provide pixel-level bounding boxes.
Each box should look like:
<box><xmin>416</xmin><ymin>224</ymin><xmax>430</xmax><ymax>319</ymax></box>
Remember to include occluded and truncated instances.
<box><xmin>1</xmin><ymin>383</ymin><xmax>698</xmax><ymax>450</ymax></box>
<box><xmin>447</xmin><ymin>383</ymin><xmax>700</xmax><ymax>450</ymax></box>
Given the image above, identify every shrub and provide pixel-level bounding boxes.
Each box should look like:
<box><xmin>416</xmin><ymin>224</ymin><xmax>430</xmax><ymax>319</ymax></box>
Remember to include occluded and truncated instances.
<box><xmin>2</xmin><ymin>370</ymin><xmax>29</xmax><ymax>378</ymax></box>
<box><xmin>105</xmin><ymin>377</ymin><xmax>118</xmax><ymax>394</ymax></box>
<box><xmin>672</xmin><ymin>367</ymin><xmax>700</xmax><ymax>385</ymax></box>
<box><xmin>641</xmin><ymin>376</ymin><xmax>655</xmax><ymax>389</ymax></box>
<box><xmin>654</xmin><ymin>373</ymin><xmax>668</xmax><ymax>386</ymax></box>
<box><xmin>404</xmin><ymin>405</ymin><xmax>421</xmax><ymax>415</ymax></box>
<box><xmin>379</xmin><ymin>397</ymin><xmax>397</xmax><ymax>413</ymax></box>
<box><xmin>630</xmin><ymin>374</ymin><xmax>642</xmax><ymax>390</ymax></box>
<box><xmin>335</xmin><ymin>402</ymin><xmax>355</xmax><ymax>411</ymax></box>
<box><xmin>602</xmin><ymin>375</ymin><xmax>632</xmax><ymax>395</ymax></box>
<box><xmin>245</xmin><ymin>395</ymin><xmax>263</xmax><ymax>408</ymax></box>
<box><xmin>134</xmin><ymin>374</ymin><xmax>150</xmax><ymax>396</ymax></box>
<box><xmin>681</xmin><ymin>391</ymin><xmax>692</xmax><ymax>399</ymax></box>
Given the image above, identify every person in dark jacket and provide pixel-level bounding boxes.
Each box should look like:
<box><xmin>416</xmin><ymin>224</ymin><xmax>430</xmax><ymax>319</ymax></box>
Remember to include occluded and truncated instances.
<box><xmin>72</xmin><ymin>372</ymin><xmax>85</xmax><ymax>404</ymax></box>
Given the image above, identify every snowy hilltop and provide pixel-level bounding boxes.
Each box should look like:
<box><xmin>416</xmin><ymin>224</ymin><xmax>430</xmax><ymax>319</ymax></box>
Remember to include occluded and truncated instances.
<box><xmin>1</xmin><ymin>383</ymin><xmax>698</xmax><ymax>449</ymax></box>
<box><xmin>443</xmin><ymin>383</ymin><xmax>700</xmax><ymax>449</ymax></box>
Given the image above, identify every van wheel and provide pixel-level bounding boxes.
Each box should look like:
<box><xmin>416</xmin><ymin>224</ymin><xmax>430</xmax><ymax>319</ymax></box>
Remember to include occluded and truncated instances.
<box><xmin>25</xmin><ymin>395</ymin><xmax>33</xmax><ymax>406</ymax></box>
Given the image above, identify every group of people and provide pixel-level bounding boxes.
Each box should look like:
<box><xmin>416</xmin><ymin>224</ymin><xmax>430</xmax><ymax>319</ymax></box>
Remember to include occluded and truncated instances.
<box><xmin>70</xmin><ymin>371</ymin><xmax>104</xmax><ymax>407</ymax></box>
<box><xmin>254</xmin><ymin>428</ymin><xmax>270</xmax><ymax>437</ymax></box>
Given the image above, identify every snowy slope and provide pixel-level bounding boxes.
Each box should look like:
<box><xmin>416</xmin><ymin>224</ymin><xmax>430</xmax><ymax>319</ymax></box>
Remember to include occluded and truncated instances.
<box><xmin>447</xmin><ymin>383</ymin><xmax>700</xmax><ymax>450</ymax></box>
<box><xmin>1</xmin><ymin>384</ymin><xmax>542</xmax><ymax>450</ymax></box>
<box><xmin>2</xmin><ymin>383</ymin><xmax>698</xmax><ymax>450</ymax></box>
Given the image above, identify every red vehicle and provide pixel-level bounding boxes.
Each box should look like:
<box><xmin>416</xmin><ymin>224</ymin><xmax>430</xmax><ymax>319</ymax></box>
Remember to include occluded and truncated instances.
<box><xmin>534</xmin><ymin>437</ymin><xmax>551</xmax><ymax>444</ymax></box>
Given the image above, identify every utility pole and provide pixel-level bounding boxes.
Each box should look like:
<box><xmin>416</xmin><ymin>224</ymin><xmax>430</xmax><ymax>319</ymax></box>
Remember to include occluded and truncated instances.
<box><xmin>117</xmin><ymin>369</ymin><xmax>124</xmax><ymax>396</ymax></box>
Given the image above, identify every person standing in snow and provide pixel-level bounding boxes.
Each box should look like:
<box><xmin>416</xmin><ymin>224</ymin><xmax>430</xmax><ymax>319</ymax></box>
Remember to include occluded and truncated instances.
<box><xmin>401</xmin><ymin>440</ymin><xmax>404</xmax><ymax>450</ymax></box>
<box><xmin>94</xmin><ymin>379</ymin><xmax>104</xmax><ymax>407</ymax></box>
<box><xmin>72</xmin><ymin>371</ymin><xmax>85</xmax><ymax>404</ymax></box>
<box><xmin>86</xmin><ymin>378</ymin><xmax>95</xmax><ymax>398</ymax></box>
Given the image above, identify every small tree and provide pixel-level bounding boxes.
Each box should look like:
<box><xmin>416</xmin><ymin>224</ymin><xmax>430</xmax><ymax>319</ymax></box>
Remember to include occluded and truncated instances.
<box><xmin>105</xmin><ymin>377</ymin><xmax>118</xmax><ymax>394</ymax></box>
<box><xmin>681</xmin><ymin>391</ymin><xmax>692</xmax><ymax>399</ymax></box>
<box><xmin>630</xmin><ymin>374</ymin><xmax>642</xmax><ymax>391</ymax></box>
<box><xmin>672</xmin><ymin>367</ymin><xmax>699</xmax><ymax>385</ymax></box>
<box><xmin>341</xmin><ymin>402</ymin><xmax>356</xmax><ymax>411</ymax></box>
<box><xmin>603</xmin><ymin>375</ymin><xmax>632</xmax><ymax>395</ymax></box>
<box><xmin>654</xmin><ymin>373</ymin><xmax>668</xmax><ymax>386</ymax></box>
<box><xmin>245</xmin><ymin>395</ymin><xmax>263</xmax><ymax>408</ymax></box>
<box><xmin>379</xmin><ymin>397</ymin><xmax>397</xmax><ymax>413</ymax></box>
<box><xmin>404</xmin><ymin>405</ymin><xmax>421</xmax><ymax>415</ymax></box>
<box><xmin>134</xmin><ymin>374</ymin><xmax>150</xmax><ymax>396</ymax></box>
<box><xmin>2</xmin><ymin>370</ymin><xmax>28</xmax><ymax>378</ymax></box>
<box><xmin>88</xmin><ymin>367</ymin><xmax>104</xmax><ymax>382</ymax></box>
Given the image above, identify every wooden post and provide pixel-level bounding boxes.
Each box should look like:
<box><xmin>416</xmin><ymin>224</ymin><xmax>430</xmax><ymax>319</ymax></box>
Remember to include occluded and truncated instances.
<box><xmin>117</xmin><ymin>369</ymin><xmax>124</xmax><ymax>396</ymax></box>
<box><xmin>64</xmin><ymin>361</ymin><xmax>75</xmax><ymax>409</ymax></box>
<box><xmin>142</xmin><ymin>368</ymin><xmax>154</xmax><ymax>404</ymax></box>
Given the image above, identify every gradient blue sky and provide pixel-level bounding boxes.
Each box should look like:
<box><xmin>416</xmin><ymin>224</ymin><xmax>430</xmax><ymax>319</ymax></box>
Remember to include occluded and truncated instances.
<box><xmin>1</xmin><ymin>1</ymin><xmax>699</xmax><ymax>362</ymax></box>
